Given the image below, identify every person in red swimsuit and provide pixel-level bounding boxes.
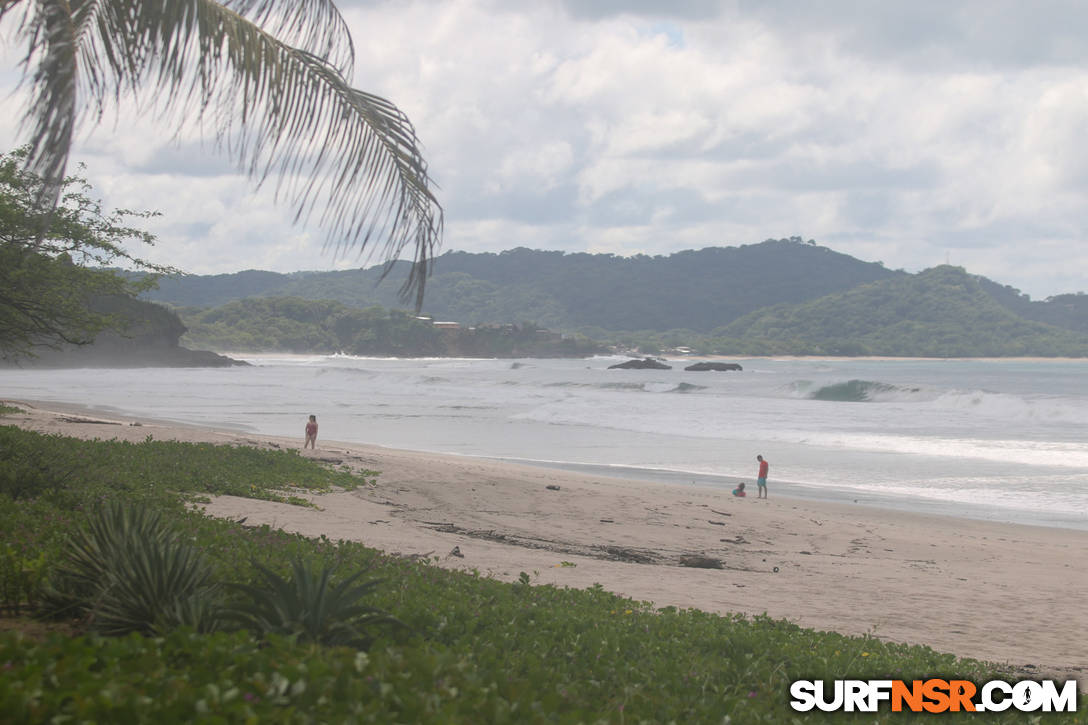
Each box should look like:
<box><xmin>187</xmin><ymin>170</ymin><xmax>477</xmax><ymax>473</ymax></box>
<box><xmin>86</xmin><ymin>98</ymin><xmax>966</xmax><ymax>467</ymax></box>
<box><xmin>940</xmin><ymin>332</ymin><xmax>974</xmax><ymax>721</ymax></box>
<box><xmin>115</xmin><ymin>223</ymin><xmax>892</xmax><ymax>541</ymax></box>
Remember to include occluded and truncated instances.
<box><xmin>756</xmin><ymin>454</ymin><xmax>769</xmax><ymax>498</ymax></box>
<box><xmin>304</xmin><ymin>414</ymin><xmax>318</xmax><ymax>449</ymax></box>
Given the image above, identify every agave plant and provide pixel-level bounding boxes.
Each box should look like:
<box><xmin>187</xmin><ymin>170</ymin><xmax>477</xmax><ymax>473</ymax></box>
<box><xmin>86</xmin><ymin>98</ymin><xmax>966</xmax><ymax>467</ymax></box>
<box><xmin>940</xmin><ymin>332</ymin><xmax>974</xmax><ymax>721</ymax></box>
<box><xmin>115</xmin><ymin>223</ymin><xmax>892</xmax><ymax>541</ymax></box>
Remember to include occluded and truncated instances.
<box><xmin>227</xmin><ymin>557</ymin><xmax>397</xmax><ymax>648</ymax></box>
<box><xmin>38</xmin><ymin>500</ymin><xmax>222</xmax><ymax>635</ymax></box>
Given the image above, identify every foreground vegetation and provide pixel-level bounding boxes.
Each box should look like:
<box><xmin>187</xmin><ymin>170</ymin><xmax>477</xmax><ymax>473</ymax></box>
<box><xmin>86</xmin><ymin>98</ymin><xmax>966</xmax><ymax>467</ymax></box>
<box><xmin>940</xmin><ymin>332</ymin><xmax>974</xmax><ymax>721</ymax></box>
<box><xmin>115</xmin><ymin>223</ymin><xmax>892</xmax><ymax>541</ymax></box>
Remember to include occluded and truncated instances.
<box><xmin>0</xmin><ymin>422</ymin><xmax>1082</xmax><ymax>722</ymax></box>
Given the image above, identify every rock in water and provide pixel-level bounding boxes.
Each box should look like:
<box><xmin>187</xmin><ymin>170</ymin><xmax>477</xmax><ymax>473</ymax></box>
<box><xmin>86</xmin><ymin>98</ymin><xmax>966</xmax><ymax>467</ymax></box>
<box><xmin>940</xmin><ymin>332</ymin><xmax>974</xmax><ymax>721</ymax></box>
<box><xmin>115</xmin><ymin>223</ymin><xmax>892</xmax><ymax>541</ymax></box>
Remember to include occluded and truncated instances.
<box><xmin>608</xmin><ymin>357</ymin><xmax>672</xmax><ymax>370</ymax></box>
<box><xmin>684</xmin><ymin>362</ymin><xmax>743</xmax><ymax>372</ymax></box>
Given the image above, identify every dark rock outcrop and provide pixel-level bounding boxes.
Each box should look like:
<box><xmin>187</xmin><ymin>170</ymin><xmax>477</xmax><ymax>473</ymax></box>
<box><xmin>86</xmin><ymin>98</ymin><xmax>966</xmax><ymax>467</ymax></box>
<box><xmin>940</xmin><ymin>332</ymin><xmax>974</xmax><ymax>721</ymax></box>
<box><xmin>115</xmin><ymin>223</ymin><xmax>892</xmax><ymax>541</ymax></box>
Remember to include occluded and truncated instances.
<box><xmin>12</xmin><ymin>296</ymin><xmax>246</xmax><ymax>368</ymax></box>
<box><xmin>608</xmin><ymin>357</ymin><xmax>672</xmax><ymax>370</ymax></box>
<box><xmin>684</xmin><ymin>362</ymin><xmax>743</xmax><ymax>372</ymax></box>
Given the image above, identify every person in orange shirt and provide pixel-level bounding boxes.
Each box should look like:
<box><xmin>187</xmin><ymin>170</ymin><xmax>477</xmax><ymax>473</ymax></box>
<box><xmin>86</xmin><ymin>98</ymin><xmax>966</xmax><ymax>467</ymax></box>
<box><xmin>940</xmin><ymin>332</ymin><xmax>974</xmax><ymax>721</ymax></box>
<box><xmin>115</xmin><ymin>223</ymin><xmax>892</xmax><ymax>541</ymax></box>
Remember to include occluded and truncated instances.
<box><xmin>756</xmin><ymin>454</ymin><xmax>769</xmax><ymax>498</ymax></box>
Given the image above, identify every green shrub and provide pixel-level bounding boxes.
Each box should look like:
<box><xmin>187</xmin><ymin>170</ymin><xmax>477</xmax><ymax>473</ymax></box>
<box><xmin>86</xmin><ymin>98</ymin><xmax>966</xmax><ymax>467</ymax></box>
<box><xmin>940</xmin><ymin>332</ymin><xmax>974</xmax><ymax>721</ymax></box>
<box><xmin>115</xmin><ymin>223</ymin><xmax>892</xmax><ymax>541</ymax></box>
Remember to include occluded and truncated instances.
<box><xmin>226</xmin><ymin>558</ymin><xmax>399</xmax><ymax>648</ymax></box>
<box><xmin>0</xmin><ymin>498</ymin><xmax>71</xmax><ymax>615</ymax></box>
<box><xmin>0</xmin><ymin>545</ymin><xmax>48</xmax><ymax>616</ymax></box>
<box><xmin>0</xmin><ymin>426</ymin><xmax>376</xmax><ymax>511</ymax></box>
<box><xmin>38</xmin><ymin>501</ymin><xmax>221</xmax><ymax>635</ymax></box>
<box><xmin>0</xmin><ymin>428</ymin><xmax>83</xmax><ymax>501</ymax></box>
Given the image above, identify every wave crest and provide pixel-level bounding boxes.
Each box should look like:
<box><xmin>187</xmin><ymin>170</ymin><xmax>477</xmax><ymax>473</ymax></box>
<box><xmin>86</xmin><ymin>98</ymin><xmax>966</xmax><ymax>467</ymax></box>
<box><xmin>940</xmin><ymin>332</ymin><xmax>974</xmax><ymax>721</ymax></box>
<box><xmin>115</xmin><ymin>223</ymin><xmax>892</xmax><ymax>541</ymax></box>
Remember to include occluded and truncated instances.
<box><xmin>809</xmin><ymin>379</ymin><xmax>914</xmax><ymax>402</ymax></box>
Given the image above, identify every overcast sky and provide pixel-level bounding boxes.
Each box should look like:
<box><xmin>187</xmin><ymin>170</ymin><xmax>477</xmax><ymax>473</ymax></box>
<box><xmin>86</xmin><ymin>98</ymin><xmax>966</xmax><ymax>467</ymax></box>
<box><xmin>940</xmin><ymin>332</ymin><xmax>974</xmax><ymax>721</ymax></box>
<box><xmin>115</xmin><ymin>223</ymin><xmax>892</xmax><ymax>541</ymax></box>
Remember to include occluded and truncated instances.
<box><xmin>4</xmin><ymin>0</ymin><xmax>1088</xmax><ymax>299</ymax></box>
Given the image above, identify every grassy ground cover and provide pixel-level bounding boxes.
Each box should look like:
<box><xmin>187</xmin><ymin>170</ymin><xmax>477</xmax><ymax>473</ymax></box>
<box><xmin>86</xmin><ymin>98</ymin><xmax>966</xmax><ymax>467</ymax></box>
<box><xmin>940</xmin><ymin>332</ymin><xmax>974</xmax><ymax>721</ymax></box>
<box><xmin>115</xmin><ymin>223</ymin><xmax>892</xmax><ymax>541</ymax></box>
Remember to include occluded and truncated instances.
<box><xmin>0</xmin><ymin>423</ymin><xmax>1083</xmax><ymax>723</ymax></box>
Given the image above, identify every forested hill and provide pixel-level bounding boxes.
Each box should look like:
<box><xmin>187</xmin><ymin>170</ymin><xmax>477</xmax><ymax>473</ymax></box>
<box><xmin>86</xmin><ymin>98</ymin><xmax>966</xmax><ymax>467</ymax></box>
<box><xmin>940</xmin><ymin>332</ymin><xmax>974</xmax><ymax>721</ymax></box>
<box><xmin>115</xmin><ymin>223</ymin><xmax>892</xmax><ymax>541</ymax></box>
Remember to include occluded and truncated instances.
<box><xmin>716</xmin><ymin>266</ymin><xmax>1088</xmax><ymax>357</ymax></box>
<box><xmin>145</xmin><ymin>239</ymin><xmax>900</xmax><ymax>332</ymax></box>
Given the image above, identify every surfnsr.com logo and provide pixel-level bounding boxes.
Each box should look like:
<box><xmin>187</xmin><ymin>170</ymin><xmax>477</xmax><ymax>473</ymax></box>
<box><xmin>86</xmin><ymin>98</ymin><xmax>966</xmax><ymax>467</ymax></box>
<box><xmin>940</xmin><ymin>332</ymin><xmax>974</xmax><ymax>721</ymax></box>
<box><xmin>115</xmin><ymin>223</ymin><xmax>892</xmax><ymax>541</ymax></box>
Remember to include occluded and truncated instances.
<box><xmin>789</xmin><ymin>679</ymin><xmax>1078</xmax><ymax>713</ymax></box>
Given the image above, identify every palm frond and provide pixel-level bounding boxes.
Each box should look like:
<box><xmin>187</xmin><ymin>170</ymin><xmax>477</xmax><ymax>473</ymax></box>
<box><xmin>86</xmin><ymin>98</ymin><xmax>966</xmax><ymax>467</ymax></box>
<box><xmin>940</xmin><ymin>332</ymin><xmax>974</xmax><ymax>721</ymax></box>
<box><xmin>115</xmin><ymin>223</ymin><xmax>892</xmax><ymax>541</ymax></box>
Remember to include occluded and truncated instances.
<box><xmin>6</xmin><ymin>0</ymin><xmax>441</xmax><ymax>308</ymax></box>
<box><xmin>221</xmin><ymin>0</ymin><xmax>354</xmax><ymax>77</ymax></box>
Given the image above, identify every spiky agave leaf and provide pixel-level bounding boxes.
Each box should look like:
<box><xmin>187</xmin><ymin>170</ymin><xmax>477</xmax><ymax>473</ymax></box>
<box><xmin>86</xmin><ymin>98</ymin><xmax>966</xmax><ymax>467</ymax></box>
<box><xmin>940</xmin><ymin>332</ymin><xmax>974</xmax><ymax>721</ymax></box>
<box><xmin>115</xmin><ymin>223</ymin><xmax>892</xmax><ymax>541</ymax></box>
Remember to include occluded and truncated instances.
<box><xmin>3</xmin><ymin>0</ymin><xmax>441</xmax><ymax>308</ymax></box>
<box><xmin>90</xmin><ymin>526</ymin><xmax>221</xmax><ymax>636</ymax></box>
<box><xmin>38</xmin><ymin>500</ymin><xmax>222</xmax><ymax>634</ymax></box>
<box><xmin>37</xmin><ymin>499</ymin><xmax>171</xmax><ymax>620</ymax></box>
<box><xmin>227</xmin><ymin>557</ymin><xmax>397</xmax><ymax>648</ymax></box>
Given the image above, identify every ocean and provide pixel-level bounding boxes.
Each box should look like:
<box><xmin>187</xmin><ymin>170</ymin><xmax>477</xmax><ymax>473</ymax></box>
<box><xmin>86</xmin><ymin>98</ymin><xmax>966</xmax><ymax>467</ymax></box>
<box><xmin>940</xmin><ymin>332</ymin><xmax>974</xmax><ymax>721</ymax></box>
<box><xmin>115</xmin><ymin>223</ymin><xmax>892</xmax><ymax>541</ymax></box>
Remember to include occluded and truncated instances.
<box><xmin>3</xmin><ymin>355</ymin><xmax>1086</xmax><ymax>531</ymax></box>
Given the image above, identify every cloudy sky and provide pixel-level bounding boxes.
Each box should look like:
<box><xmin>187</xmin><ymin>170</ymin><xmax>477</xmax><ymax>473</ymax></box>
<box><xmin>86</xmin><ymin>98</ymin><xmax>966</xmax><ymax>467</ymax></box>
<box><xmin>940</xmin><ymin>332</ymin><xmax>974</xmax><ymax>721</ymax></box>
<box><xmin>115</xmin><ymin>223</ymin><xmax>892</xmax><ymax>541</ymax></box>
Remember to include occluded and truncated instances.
<box><xmin>3</xmin><ymin>0</ymin><xmax>1088</xmax><ymax>299</ymax></box>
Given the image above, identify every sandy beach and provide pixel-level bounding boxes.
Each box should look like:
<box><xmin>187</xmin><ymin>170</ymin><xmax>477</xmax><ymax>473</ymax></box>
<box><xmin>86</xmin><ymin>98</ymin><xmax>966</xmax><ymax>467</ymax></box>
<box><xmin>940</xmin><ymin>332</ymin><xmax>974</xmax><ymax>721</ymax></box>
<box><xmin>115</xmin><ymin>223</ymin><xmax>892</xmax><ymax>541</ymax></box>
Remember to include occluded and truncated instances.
<box><xmin>7</xmin><ymin>400</ymin><xmax>1086</xmax><ymax>683</ymax></box>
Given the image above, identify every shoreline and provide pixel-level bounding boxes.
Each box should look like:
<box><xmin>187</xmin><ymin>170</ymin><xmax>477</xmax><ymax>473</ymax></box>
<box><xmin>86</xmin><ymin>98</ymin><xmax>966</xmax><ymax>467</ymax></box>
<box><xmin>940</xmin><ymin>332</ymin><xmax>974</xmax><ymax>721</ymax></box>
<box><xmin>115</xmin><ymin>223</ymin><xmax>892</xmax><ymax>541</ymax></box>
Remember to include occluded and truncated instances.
<box><xmin>4</xmin><ymin>399</ymin><xmax>1087</xmax><ymax>683</ymax></box>
<box><xmin>222</xmin><ymin>351</ymin><xmax>1088</xmax><ymax>363</ymax></box>
<box><xmin>15</xmin><ymin>393</ymin><xmax>1087</xmax><ymax>534</ymax></box>
<box><xmin>480</xmin><ymin>455</ymin><xmax>1088</xmax><ymax>533</ymax></box>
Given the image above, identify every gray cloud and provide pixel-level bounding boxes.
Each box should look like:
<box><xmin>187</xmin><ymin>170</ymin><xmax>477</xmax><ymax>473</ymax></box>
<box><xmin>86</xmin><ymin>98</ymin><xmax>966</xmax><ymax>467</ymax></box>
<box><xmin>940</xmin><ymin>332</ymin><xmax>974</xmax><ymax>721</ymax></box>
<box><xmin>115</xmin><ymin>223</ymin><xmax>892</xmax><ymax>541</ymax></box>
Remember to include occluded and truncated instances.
<box><xmin>4</xmin><ymin>0</ymin><xmax>1088</xmax><ymax>299</ymax></box>
<box><xmin>128</xmin><ymin>142</ymin><xmax>239</xmax><ymax>178</ymax></box>
<box><xmin>735</xmin><ymin>1</ymin><xmax>1088</xmax><ymax>68</ymax></box>
<box><xmin>560</xmin><ymin>0</ymin><xmax>725</xmax><ymax>21</ymax></box>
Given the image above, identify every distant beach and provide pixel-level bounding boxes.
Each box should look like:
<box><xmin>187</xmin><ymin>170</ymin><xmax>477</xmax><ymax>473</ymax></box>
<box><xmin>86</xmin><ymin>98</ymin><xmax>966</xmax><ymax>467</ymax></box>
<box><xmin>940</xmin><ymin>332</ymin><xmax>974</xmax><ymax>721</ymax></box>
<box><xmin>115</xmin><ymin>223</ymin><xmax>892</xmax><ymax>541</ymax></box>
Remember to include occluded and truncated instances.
<box><xmin>7</xmin><ymin>401</ymin><xmax>1087</xmax><ymax>683</ymax></box>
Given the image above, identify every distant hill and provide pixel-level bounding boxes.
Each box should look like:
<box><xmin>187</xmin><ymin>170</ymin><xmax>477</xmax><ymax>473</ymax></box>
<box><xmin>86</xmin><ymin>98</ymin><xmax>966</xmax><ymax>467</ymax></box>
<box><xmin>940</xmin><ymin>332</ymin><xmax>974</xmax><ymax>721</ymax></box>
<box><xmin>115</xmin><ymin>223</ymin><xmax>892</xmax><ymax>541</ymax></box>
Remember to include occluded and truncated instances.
<box><xmin>978</xmin><ymin>280</ymin><xmax>1088</xmax><ymax>334</ymax></box>
<box><xmin>145</xmin><ymin>238</ymin><xmax>902</xmax><ymax>332</ymax></box>
<box><xmin>141</xmin><ymin>238</ymin><xmax>1088</xmax><ymax>357</ymax></box>
<box><xmin>716</xmin><ymin>266</ymin><xmax>1088</xmax><ymax>357</ymax></box>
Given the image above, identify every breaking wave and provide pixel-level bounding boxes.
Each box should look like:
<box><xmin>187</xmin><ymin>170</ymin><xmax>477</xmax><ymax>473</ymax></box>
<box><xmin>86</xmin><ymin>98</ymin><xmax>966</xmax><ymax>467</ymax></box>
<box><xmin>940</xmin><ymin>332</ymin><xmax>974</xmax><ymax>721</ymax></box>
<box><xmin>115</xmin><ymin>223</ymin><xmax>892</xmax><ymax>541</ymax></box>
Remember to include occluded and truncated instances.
<box><xmin>808</xmin><ymin>379</ymin><xmax>917</xmax><ymax>402</ymax></box>
<box><xmin>545</xmin><ymin>381</ymin><xmax>706</xmax><ymax>393</ymax></box>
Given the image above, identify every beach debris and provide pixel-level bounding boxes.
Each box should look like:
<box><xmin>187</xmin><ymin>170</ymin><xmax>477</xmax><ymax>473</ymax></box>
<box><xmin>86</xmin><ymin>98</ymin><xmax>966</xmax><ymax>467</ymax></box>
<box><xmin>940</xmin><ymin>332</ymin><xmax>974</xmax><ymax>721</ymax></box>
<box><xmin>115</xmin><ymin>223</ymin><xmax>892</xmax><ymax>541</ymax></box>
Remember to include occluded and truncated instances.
<box><xmin>799</xmin><ymin>550</ymin><xmax>813</xmax><ymax>555</ymax></box>
<box><xmin>395</xmin><ymin>550</ymin><xmax>435</xmax><ymax>562</ymax></box>
<box><xmin>707</xmin><ymin>519</ymin><xmax>726</xmax><ymax>526</ymax></box>
<box><xmin>600</xmin><ymin>518</ymin><xmax>614</xmax><ymax>523</ymax></box>
<box><xmin>720</xmin><ymin>536</ymin><xmax>749</xmax><ymax>544</ymax></box>
<box><xmin>602</xmin><ymin>546</ymin><xmax>656</xmax><ymax>564</ymax></box>
<box><xmin>773</xmin><ymin>566</ymin><xmax>780</xmax><ymax>573</ymax></box>
<box><xmin>709</xmin><ymin>509</ymin><xmax>732</xmax><ymax>517</ymax></box>
<box><xmin>58</xmin><ymin>416</ymin><xmax>120</xmax><ymax>425</ymax></box>
<box><xmin>678</xmin><ymin>555</ymin><xmax>723</xmax><ymax>569</ymax></box>
<box><xmin>546</xmin><ymin>484</ymin><xmax>561</xmax><ymax>491</ymax></box>
<box><xmin>448</xmin><ymin>546</ymin><xmax>464</xmax><ymax>558</ymax></box>
<box><xmin>129</xmin><ymin>422</ymin><xmax>142</xmax><ymax>426</ymax></box>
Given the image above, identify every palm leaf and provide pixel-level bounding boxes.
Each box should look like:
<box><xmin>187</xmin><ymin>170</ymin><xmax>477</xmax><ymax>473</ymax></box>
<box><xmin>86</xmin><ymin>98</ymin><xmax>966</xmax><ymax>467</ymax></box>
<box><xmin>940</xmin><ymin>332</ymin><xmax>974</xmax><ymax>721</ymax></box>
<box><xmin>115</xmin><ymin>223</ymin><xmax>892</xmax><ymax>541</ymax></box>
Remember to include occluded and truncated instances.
<box><xmin>4</xmin><ymin>0</ymin><xmax>441</xmax><ymax>307</ymax></box>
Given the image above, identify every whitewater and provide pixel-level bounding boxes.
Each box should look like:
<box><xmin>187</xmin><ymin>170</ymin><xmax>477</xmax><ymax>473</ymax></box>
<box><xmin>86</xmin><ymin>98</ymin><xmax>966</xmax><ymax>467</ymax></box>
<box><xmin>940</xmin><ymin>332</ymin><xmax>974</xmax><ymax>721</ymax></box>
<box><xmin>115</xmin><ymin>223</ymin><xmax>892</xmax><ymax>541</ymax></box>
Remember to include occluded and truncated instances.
<box><xmin>2</xmin><ymin>355</ymin><xmax>1086</xmax><ymax>530</ymax></box>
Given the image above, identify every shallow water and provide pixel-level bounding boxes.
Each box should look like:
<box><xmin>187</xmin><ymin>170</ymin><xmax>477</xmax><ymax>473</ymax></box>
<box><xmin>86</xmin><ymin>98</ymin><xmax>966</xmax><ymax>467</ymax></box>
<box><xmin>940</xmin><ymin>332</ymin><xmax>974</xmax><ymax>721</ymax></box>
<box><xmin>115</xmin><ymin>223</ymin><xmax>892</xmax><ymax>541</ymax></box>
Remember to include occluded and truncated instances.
<box><xmin>3</xmin><ymin>355</ymin><xmax>1086</xmax><ymax>530</ymax></box>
